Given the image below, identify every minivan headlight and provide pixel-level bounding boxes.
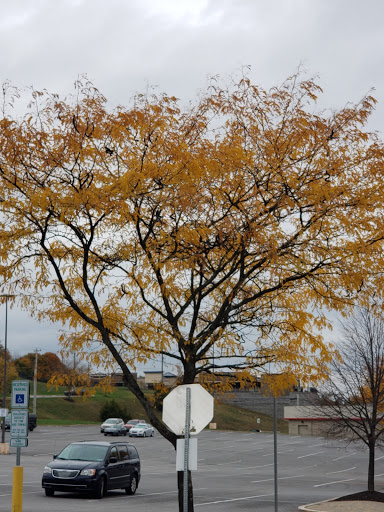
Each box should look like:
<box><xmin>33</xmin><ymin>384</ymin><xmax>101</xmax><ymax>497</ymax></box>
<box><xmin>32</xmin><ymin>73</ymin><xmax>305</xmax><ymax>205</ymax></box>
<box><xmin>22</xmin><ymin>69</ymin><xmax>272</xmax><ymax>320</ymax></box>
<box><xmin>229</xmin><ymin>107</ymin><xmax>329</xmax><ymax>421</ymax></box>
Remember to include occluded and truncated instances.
<box><xmin>80</xmin><ymin>469</ymin><xmax>96</xmax><ymax>476</ymax></box>
<box><xmin>43</xmin><ymin>466</ymin><xmax>52</xmax><ymax>474</ymax></box>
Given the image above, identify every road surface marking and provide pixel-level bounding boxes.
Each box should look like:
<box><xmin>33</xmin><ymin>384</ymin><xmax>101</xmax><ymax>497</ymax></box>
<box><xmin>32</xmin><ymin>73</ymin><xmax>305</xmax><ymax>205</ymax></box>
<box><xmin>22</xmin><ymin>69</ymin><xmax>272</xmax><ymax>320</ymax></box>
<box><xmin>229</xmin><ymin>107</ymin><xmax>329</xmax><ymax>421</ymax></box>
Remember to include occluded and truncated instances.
<box><xmin>263</xmin><ymin>450</ymin><xmax>294</xmax><ymax>457</ymax></box>
<box><xmin>195</xmin><ymin>493</ymin><xmax>274</xmax><ymax>506</ymax></box>
<box><xmin>326</xmin><ymin>467</ymin><xmax>356</xmax><ymax>475</ymax></box>
<box><xmin>297</xmin><ymin>451</ymin><xmax>324</xmax><ymax>459</ymax></box>
<box><xmin>332</xmin><ymin>452</ymin><xmax>356</xmax><ymax>461</ymax></box>
<box><xmin>251</xmin><ymin>474</ymin><xmax>305</xmax><ymax>484</ymax></box>
<box><xmin>314</xmin><ymin>478</ymin><xmax>355</xmax><ymax>487</ymax></box>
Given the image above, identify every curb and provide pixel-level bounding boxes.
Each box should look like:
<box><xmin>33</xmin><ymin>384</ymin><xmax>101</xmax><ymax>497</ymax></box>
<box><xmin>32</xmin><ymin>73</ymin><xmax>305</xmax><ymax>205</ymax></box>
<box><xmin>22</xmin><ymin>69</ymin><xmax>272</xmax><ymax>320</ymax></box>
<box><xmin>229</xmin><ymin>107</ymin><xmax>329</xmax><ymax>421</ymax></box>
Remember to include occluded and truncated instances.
<box><xmin>298</xmin><ymin>498</ymin><xmax>340</xmax><ymax>512</ymax></box>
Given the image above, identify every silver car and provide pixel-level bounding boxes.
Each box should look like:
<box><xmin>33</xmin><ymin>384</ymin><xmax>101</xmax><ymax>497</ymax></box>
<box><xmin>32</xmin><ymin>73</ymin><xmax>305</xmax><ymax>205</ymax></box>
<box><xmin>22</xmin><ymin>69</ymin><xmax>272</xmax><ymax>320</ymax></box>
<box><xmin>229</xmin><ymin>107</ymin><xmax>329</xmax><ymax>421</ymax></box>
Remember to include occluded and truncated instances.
<box><xmin>100</xmin><ymin>418</ymin><xmax>125</xmax><ymax>433</ymax></box>
<box><xmin>129</xmin><ymin>423</ymin><xmax>155</xmax><ymax>437</ymax></box>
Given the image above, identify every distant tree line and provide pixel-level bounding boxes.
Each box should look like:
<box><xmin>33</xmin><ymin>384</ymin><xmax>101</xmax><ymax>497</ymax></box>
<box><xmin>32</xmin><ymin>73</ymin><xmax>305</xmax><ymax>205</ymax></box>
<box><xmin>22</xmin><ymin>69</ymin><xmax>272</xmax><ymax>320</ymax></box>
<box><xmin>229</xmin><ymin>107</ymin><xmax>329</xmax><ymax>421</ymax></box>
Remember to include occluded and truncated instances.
<box><xmin>0</xmin><ymin>346</ymin><xmax>71</xmax><ymax>388</ymax></box>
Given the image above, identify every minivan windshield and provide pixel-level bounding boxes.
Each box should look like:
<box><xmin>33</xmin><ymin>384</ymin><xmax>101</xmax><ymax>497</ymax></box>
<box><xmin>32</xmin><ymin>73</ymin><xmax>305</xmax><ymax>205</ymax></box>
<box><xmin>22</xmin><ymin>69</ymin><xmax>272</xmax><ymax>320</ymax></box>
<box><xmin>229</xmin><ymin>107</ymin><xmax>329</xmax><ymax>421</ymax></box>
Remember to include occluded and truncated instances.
<box><xmin>57</xmin><ymin>444</ymin><xmax>108</xmax><ymax>462</ymax></box>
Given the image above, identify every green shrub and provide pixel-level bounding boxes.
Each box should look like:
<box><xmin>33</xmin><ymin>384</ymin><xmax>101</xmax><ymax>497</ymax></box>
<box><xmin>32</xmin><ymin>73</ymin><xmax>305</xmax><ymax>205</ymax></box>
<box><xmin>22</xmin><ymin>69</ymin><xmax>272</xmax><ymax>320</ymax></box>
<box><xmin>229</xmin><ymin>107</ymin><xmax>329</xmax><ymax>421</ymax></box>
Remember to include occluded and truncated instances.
<box><xmin>99</xmin><ymin>399</ymin><xmax>128</xmax><ymax>421</ymax></box>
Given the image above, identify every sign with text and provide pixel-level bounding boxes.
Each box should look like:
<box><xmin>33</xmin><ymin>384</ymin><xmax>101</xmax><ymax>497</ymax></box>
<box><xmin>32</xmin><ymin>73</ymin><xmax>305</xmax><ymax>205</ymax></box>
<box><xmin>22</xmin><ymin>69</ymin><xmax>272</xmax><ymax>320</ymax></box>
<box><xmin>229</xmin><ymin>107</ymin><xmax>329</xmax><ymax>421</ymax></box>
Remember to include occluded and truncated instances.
<box><xmin>10</xmin><ymin>438</ymin><xmax>28</xmax><ymax>448</ymax></box>
<box><xmin>11</xmin><ymin>380</ymin><xmax>30</xmax><ymax>409</ymax></box>
<box><xmin>10</xmin><ymin>409</ymin><xmax>28</xmax><ymax>438</ymax></box>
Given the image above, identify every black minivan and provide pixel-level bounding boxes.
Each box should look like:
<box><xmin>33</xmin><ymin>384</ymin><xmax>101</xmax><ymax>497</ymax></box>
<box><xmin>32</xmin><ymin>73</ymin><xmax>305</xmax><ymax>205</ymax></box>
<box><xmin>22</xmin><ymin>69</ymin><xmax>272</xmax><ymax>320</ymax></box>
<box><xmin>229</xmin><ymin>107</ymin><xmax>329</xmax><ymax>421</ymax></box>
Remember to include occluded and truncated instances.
<box><xmin>42</xmin><ymin>440</ymin><xmax>140</xmax><ymax>498</ymax></box>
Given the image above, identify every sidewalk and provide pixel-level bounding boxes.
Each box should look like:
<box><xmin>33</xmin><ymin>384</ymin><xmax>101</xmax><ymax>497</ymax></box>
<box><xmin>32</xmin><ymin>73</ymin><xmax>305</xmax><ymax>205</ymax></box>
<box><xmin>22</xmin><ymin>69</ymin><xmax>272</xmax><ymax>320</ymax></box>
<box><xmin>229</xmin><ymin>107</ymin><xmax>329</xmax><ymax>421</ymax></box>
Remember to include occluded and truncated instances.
<box><xmin>299</xmin><ymin>500</ymin><xmax>384</xmax><ymax>511</ymax></box>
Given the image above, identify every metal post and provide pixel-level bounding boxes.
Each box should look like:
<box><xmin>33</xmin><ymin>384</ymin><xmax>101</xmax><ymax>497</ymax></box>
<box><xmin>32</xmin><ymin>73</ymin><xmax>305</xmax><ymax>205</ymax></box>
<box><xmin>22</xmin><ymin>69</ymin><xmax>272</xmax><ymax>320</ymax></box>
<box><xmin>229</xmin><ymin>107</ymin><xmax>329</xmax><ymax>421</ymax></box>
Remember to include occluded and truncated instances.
<box><xmin>183</xmin><ymin>387</ymin><xmax>191</xmax><ymax>512</ymax></box>
<box><xmin>296</xmin><ymin>378</ymin><xmax>300</xmax><ymax>407</ymax></box>
<box><xmin>1</xmin><ymin>297</ymin><xmax>9</xmax><ymax>444</ymax></box>
<box><xmin>273</xmin><ymin>395</ymin><xmax>278</xmax><ymax>512</ymax></box>
<box><xmin>33</xmin><ymin>349</ymin><xmax>40</xmax><ymax>415</ymax></box>
<box><xmin>161</xmin><ymin>353</ymin><xmax>164</xmax><ymax>383</ymax></box>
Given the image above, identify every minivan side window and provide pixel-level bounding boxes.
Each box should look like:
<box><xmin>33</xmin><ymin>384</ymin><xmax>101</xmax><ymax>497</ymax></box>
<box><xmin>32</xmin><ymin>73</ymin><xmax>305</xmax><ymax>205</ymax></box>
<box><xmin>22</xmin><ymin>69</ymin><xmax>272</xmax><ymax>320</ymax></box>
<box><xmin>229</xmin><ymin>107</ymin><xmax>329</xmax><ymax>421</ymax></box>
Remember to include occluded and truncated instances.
<box><xmin>109</xmin><ymin>446</ymin><xmax>119</xmax><ymax>462</ymax></box>
<box><xmin>118</xmin><ymin>444</ymin><xmax>129</xmax><ymax>461</ymax></box>
<box><xmin>128</xmin><ymin>446</ymin><xmax>138</xmax><ymax>459</ymax></box>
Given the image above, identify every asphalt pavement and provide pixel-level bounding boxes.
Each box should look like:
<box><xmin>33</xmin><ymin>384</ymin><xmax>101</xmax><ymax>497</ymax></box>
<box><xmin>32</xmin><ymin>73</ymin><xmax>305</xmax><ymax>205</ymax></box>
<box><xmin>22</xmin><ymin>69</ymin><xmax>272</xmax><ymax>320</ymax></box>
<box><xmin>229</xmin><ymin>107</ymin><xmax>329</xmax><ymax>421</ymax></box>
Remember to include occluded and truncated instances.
<box><xmin>1</xmin><ymin>425</ymin><xmax>383</xmax><ymax>511</ymax></box>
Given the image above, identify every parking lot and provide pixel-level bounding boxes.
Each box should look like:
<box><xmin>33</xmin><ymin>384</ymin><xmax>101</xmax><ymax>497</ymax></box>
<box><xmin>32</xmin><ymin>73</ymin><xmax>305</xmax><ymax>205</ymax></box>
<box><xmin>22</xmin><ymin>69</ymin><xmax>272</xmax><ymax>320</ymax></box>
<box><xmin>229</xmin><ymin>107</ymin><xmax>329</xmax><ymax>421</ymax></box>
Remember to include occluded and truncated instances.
<box><xmin>0</xmin><ymin>424</ymin><xmax>382</xmax><ymax>511</ymax></box>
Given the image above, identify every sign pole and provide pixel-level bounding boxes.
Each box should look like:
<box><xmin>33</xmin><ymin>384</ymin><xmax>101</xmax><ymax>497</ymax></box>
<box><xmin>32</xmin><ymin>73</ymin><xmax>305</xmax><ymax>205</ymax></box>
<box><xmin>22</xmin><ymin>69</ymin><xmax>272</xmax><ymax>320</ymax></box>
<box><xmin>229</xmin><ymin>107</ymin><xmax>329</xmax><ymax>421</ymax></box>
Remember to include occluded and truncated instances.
<box><xmin>183</xmin><ymin>387</ymin><xmax>191</xmax><ymax>512</ymax></box>
<box><xmin>10</xmin><ymin>380</ymin><xmax>29</xmax><ymax>512</ymax></box>
<box><xmin>273</xmin><ymin>395</ymin><xmax>278</xmax><ymax>512</ymax></box>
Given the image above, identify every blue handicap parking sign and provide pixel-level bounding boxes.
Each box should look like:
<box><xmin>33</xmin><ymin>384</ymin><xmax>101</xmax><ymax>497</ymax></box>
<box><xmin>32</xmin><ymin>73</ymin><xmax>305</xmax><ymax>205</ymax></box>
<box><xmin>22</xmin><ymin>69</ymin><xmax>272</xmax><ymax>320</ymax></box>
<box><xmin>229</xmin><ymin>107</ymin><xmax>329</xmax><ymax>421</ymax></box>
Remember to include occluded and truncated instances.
<box><xmin>15</xmin><ymin>394</ymin><xmax>25</xmax><ymax>404</ymax></box>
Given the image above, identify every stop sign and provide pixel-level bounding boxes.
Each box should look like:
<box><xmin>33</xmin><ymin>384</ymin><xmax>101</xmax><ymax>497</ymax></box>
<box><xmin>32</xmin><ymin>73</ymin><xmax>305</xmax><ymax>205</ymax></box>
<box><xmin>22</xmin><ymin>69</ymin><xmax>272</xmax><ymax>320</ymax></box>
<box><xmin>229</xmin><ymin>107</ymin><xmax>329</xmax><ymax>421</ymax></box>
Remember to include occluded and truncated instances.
<box><xmin>162</xmin><ymin>384</ymin><xmax>214</xmax><ymax>435</ymax></box>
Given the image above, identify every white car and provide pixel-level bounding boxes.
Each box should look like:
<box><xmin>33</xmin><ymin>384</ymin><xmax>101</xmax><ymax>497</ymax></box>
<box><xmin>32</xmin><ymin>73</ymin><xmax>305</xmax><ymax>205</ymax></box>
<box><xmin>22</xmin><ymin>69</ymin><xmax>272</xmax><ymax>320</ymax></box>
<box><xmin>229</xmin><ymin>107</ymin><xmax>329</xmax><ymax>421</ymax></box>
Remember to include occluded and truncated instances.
<box><xmin>129</xmin><ymin>423</ymin><xmax>155</xmax><ymax>437</ymax></box>
<box><xmin>100</xmin><ymin>418</ymin><xmax>125</xmax><ymax>433</ymax></box>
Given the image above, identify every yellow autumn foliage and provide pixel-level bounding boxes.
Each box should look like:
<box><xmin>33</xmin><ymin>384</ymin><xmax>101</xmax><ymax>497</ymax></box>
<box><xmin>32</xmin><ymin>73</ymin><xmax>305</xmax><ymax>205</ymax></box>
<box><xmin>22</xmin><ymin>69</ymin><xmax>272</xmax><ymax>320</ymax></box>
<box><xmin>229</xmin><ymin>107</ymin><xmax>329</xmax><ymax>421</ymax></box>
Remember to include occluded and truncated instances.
<box><xmin>0</xmin><ymin>72</ymin><xmax>383</xmax><ymax>438</ymax></box>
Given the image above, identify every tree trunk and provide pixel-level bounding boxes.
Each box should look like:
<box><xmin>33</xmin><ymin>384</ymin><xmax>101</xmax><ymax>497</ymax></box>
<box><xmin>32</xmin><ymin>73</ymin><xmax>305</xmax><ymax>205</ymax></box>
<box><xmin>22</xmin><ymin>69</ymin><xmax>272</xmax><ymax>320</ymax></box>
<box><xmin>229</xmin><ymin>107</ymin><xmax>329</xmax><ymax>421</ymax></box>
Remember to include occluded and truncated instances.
<box><xmin>177</xmin><ymin>470</ymin><xmax>194</xmax><ymax>512</ymax></box>
<box><xmin>368</xmin><ymin>441</ymin><xmax>375</xmax><ymax>491</ymax></box>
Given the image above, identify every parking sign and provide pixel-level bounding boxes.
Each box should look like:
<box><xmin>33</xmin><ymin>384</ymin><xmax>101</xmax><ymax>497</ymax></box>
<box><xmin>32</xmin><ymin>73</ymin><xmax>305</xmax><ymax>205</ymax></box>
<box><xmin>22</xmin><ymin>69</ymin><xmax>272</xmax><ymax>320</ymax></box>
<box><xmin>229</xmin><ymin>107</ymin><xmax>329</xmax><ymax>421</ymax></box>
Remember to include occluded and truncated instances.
<box><xmin>11</xmin><ymin>380</ymin><xmax>30</xmax><ymax>409</ymax></box>
<box><xmin>10</xmin><ymin>409</ymin><xmax>28</xmax><ymax>438</ymax></box>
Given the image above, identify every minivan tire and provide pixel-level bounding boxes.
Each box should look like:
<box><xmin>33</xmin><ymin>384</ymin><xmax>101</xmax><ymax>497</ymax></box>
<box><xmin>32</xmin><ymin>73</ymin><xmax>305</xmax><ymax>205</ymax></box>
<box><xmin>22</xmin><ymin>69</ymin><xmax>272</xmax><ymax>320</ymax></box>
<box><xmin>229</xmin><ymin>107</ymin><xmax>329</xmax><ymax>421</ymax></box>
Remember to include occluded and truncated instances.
<box><xmin>94</xmin><ymin>477</ymin><xmax>106</xmax><ymax>499</ymax></box>
<box><xmin>125</xmin><ymin>474</ymin><xmax>137</xmax><ymax>495</ymax></box>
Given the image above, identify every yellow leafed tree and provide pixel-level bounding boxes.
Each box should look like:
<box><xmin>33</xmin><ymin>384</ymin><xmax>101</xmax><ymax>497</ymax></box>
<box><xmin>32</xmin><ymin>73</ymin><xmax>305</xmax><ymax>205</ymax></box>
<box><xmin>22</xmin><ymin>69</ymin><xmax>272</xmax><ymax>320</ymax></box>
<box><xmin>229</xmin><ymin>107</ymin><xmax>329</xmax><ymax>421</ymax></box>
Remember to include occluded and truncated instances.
<box><xmin>1</xmin><ymin>73</ymin><xmax>384</xmax><ymax>511</ymax></box>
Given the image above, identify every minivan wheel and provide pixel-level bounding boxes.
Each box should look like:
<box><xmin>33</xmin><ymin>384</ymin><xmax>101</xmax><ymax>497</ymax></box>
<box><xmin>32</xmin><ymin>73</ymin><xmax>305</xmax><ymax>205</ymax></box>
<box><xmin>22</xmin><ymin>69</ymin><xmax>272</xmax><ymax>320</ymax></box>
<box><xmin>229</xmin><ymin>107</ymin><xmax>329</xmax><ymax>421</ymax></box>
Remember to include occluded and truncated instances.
<box><xmin>45</xmin><ymin>488</ymin><xmax>54</xmax><ymax>497</ymax></box>
<box><xmin>125</xmin><ymin>474</ymin><xmax>137</xmax><ymax>495</ymax></box>
<box><xmin>94</xmin><ymin>477</ymin><xmax>106</xmax><ymax>499</ymax></box>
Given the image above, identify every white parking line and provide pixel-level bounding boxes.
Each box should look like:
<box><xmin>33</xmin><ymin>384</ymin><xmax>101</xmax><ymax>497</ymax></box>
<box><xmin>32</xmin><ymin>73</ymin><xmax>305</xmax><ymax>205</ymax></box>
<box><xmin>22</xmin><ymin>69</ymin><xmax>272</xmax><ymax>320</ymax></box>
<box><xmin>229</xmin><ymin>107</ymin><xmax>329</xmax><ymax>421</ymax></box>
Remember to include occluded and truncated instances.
<box><xmin>332</xmin><ymin>452</ymin><xmax>356</xmax><ymax>461</ymax></box>
<box><xmin>195</xmin><ymin>492</ymin><xmax>274</xmax><ymax>506</ymax></box>
<box><xmin>297</xmin><ymin>451</ymin><xmax>324</xmax><ymax>459</ymax></box>
<box><xmin>234</xmin><ymin>463</ymin><xmax>273</xmax><ymax>470</ymax></box>
<box><xmin>216</xmin><ymin>460</ymin><xmax>242</xmax><ymax>466</ymax></box>
<box><xmin>250</xmin><ymin>474</ymin><xmax>305</xmax><ymax>484</ymax></box>
<box><xmin>314</xmin><ymin>478</ymin><xmax>355</xmax><ymax>488</ymax></box>
<box><xmin>375</xmin><ymin>455</ymin><xmax>384</xmax><ymax>461</ymax></box>
<box><xmin>0</xmin><ymin>491</ymin><xmax>42</xmax><ymax>497</ymax></box>
<box><xmin>263</xmin><ymin>449</ymin><xmax>294</xmax><ymax>457</ymax></box>
<box><xmin>326</xmin><ymin>467</ymin><xmax>356</xmax><ymax>475</ymax></box>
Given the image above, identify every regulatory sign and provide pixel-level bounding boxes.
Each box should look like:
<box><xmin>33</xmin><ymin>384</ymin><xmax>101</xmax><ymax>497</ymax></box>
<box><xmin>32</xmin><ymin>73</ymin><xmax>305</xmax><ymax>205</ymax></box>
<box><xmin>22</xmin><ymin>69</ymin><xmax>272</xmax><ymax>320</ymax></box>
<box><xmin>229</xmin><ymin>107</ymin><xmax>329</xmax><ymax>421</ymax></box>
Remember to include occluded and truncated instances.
<box><xmin>0</xmin><ymin>408</ymin><xmax>8</xmax><ymax>417</ymax></box>
<box><xmin>162</xmin><ymin>384</ymin><xmax>214</xmax><ymax>435</ymax></box>
<box><xmin>176</xmin><ymin>438</ymin><xmax>197</xmax><ymax>471</ymax></box>
<box><xmin>10</xmin><ymin>409</ymin><xmax>28</xmax><ymax>438</ymax></box>
<box><xmin>11</xmin><ymin>380</ymin><xmax>30</xmax><ymax>409</ymax></box>
<box><xmin>10</xmin><ymin>438</ymin><xmax>28</xmax><ymax>448</ymax></box>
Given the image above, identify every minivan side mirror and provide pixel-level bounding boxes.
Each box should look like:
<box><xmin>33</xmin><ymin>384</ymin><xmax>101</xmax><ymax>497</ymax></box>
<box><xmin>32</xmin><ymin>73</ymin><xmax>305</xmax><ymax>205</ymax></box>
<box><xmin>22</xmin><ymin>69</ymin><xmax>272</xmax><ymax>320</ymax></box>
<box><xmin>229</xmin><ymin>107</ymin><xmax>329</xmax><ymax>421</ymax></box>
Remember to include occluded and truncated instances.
<box><xmin>53</xmin><ymin>454</ymin><xmax>57</xmax><ymax>460</ymax></box>
<box><xmin>109</xmin><ymin>456</ymin><xmax>118</xmax><ymax>464</ymax></box>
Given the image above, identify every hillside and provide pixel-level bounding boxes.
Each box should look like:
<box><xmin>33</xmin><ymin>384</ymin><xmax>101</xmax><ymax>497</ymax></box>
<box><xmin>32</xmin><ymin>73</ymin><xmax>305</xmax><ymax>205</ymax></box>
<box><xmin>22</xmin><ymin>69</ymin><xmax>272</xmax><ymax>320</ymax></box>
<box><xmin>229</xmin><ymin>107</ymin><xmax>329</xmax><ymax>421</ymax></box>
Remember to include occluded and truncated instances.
<box><xmin>4</xmin><ymin>381</ymin><xmax>288</xmax><ymax>433</ymax></box>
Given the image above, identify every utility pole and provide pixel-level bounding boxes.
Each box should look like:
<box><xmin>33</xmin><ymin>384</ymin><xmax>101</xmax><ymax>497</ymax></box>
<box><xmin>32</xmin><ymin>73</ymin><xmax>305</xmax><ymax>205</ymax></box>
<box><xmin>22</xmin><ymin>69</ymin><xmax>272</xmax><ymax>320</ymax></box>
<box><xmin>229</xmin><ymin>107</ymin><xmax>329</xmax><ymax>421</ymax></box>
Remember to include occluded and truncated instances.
<box><xmin>1</xmin><ymin>294</ymin><xmax>15</xmax><ymax>445</ymax></box>
<box><xmin>33</xmin><ymin>348</ymin><xmax>41</xmax><ymax>415</ymax></box>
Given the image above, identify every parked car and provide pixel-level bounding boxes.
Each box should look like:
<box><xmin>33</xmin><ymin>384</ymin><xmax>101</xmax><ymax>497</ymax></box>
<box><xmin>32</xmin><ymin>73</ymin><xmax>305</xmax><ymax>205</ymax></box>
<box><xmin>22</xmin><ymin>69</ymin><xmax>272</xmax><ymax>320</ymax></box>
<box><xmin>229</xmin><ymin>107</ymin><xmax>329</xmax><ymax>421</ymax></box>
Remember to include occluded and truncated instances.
<box><xmin>42</xmin><ymin>440</ymin><xmax>140</xmax><ymax>498</ymax></box>
<box><xmin>100</xmin><ymin>418</ymin><xmax>125</xmax><ymax>433</ymax></box>
<box><xmin>3</xmin><ymin>414</ymin><xmax>10</xmax><ymax>430</ymax></box>
<box><xmin>129</xmin><ymin>422</ymin><xmax>155</xmax><ymax>437</ymax></box>
<box><xmin>28</xmin><ymin>413</ymin><xmax>37</xmax><ymax>431</ymax></box>
<box><xmin>3</xmin><ymin>413</ymin><xmax>37</xmax><ymax>431</ymax></box>
<box><xmin>64</xmin><ymin>388</ymin><xmax>85</xmax><ymax>396</ymax></box>
<box><xmin>124</xmin><ymin>419</ymin><xmax>146</xmax><ymax>432</ymax></box>
<box><xmin>104</xmin><ymin>423</ymin><xmax>127</xmax><ymax>436</ymax></box>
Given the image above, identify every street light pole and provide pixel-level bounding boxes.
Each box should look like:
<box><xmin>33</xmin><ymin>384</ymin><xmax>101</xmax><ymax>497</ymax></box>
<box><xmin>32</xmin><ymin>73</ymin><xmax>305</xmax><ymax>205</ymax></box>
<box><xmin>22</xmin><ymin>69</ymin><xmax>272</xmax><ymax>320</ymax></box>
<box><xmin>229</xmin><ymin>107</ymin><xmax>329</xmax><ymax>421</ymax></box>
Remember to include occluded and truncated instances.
<box><xmin>33</xmin><ymin>348</ymin><xmax>41</xmax><ymax>415</ymax></box>
<box><xmin>1</xmin><ymin>294</ymin><xmax>14</xmax><ymax>444</ymax></box>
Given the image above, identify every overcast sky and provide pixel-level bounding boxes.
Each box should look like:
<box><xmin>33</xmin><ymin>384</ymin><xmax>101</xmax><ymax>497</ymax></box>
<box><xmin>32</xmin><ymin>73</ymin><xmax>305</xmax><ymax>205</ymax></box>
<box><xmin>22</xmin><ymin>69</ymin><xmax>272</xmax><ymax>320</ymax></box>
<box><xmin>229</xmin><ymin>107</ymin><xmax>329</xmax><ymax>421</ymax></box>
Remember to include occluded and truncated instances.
<box><xmin>1</xmin><ymin>0</ymin><xmax>383</xmax><ymax>366</ymax></box>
